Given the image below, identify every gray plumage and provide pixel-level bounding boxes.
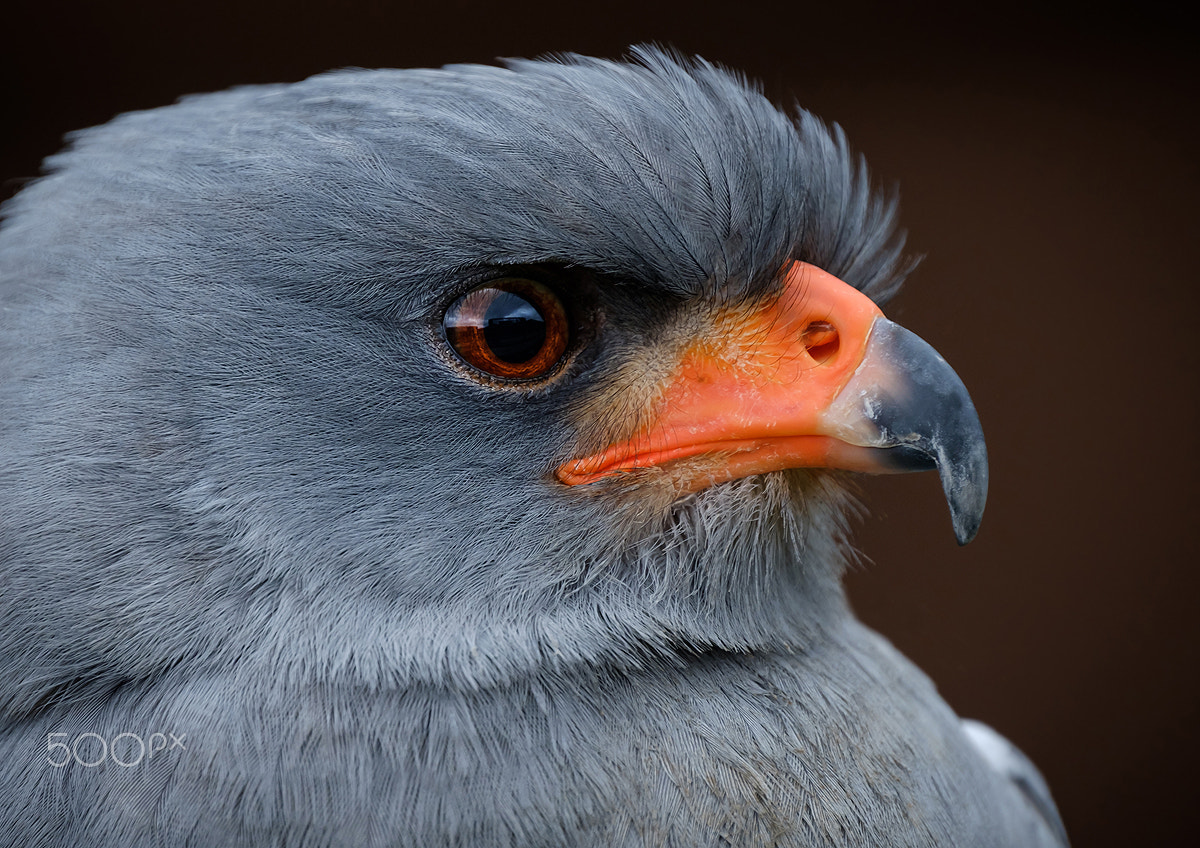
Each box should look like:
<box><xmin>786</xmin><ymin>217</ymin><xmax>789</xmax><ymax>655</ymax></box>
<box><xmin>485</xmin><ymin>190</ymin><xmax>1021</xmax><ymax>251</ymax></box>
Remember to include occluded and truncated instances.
<box><xmin>0</xmin><ymin>48</ymin><xmax>1065</xmax><ymax>846</ymax></box>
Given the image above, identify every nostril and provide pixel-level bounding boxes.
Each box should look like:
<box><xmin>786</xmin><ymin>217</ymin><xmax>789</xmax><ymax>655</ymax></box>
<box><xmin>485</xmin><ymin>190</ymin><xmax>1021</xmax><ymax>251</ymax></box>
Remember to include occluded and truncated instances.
<box><xmin>801</xmin><ymin>321</ymin><xmax>840</xmax><ymax>364</ymax></box>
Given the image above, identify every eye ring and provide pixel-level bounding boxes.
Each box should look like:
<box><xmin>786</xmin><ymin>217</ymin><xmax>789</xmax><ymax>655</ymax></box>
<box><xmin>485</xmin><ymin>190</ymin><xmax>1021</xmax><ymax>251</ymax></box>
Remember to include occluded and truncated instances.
<box><xmin>443</xmin><ymin>278</ymin><xmax>570</xmax><ymax>380</ymax></box>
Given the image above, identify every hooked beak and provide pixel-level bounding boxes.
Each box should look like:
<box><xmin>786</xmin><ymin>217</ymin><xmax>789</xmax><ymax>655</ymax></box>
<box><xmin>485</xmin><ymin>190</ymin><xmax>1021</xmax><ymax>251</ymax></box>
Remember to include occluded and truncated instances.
<box><xmin>557</xmin><ymin>262</ymin><xmax>988</xmax><ymax>544</ymax></box>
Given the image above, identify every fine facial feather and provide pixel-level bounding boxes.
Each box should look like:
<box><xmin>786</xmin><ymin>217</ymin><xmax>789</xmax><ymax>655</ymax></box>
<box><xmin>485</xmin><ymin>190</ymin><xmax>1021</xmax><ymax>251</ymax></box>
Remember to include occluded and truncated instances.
<box><xmin>0</xmin><ymin>48</ymin><xmax>1063</xmax><ymax>847</ymax></box>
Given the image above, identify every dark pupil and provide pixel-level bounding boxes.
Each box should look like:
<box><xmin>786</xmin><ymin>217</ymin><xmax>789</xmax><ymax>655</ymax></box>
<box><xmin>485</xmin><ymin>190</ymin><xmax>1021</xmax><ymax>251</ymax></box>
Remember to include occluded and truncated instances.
<box><xmin>483</xmin><ymin>291</ymin><xmax>546</xmax><ymax>363</ymax></box>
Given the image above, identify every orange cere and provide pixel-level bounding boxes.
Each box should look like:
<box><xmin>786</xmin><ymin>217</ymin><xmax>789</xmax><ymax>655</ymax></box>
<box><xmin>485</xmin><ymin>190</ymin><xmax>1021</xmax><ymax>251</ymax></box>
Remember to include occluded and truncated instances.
<box><xmin>557</xmin><ymin>262</ymin><xmax>887</xmax><ymax>487</ymax></box>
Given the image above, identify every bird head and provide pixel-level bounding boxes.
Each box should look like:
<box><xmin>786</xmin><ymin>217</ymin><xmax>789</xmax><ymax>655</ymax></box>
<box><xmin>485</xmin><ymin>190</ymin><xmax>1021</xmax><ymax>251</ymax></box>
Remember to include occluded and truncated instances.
<box><xmin>0</xmin><ymin>48</ymin><xmax>985</xmax><ymax>709</ymax></box>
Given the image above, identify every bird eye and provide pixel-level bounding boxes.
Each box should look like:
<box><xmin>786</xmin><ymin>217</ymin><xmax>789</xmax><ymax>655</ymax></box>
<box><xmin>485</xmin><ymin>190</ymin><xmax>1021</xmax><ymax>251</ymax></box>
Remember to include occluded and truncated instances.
<box><xmin>443</xmin><ymin>278</ymin><xmax>570</xmax><ymax>380</ymax></box>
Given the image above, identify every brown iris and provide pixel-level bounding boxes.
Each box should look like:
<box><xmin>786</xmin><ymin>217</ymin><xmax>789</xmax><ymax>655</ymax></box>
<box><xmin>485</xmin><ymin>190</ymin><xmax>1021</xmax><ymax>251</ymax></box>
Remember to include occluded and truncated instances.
<box><xmin>443</xmin><ymin>278</ymin><xmax>570</xmax><ymax>380</ymax></box>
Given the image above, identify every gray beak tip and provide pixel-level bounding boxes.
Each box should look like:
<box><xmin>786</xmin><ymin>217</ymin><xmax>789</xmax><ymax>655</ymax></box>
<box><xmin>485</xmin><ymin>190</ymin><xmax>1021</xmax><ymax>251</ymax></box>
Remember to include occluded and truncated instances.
<box><xmin>844</xmin><ymin>319</ymin><xmax>990</xmax><ymax>546</ymax></box>
<box><xmin>939</xmin><ymin>418</ymin><xmax>989</xmax><ymax>546</ymax></box>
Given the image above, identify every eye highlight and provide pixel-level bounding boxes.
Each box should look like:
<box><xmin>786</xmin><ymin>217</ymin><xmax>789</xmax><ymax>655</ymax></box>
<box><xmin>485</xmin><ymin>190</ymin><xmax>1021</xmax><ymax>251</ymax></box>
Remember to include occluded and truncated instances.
<box><xmin>443</xmin><ymin>278</ymin><xmax>570</xmax><ymax>380</ymax></box>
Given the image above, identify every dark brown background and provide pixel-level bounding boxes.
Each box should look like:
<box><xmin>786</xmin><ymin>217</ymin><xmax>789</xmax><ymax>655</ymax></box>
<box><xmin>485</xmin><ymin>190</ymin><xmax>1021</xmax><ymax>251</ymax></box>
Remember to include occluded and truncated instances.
<box><xmin>3</xmin><ymin>2</ymin><xmax>1195</xmax><ymax>844</ymax></box>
